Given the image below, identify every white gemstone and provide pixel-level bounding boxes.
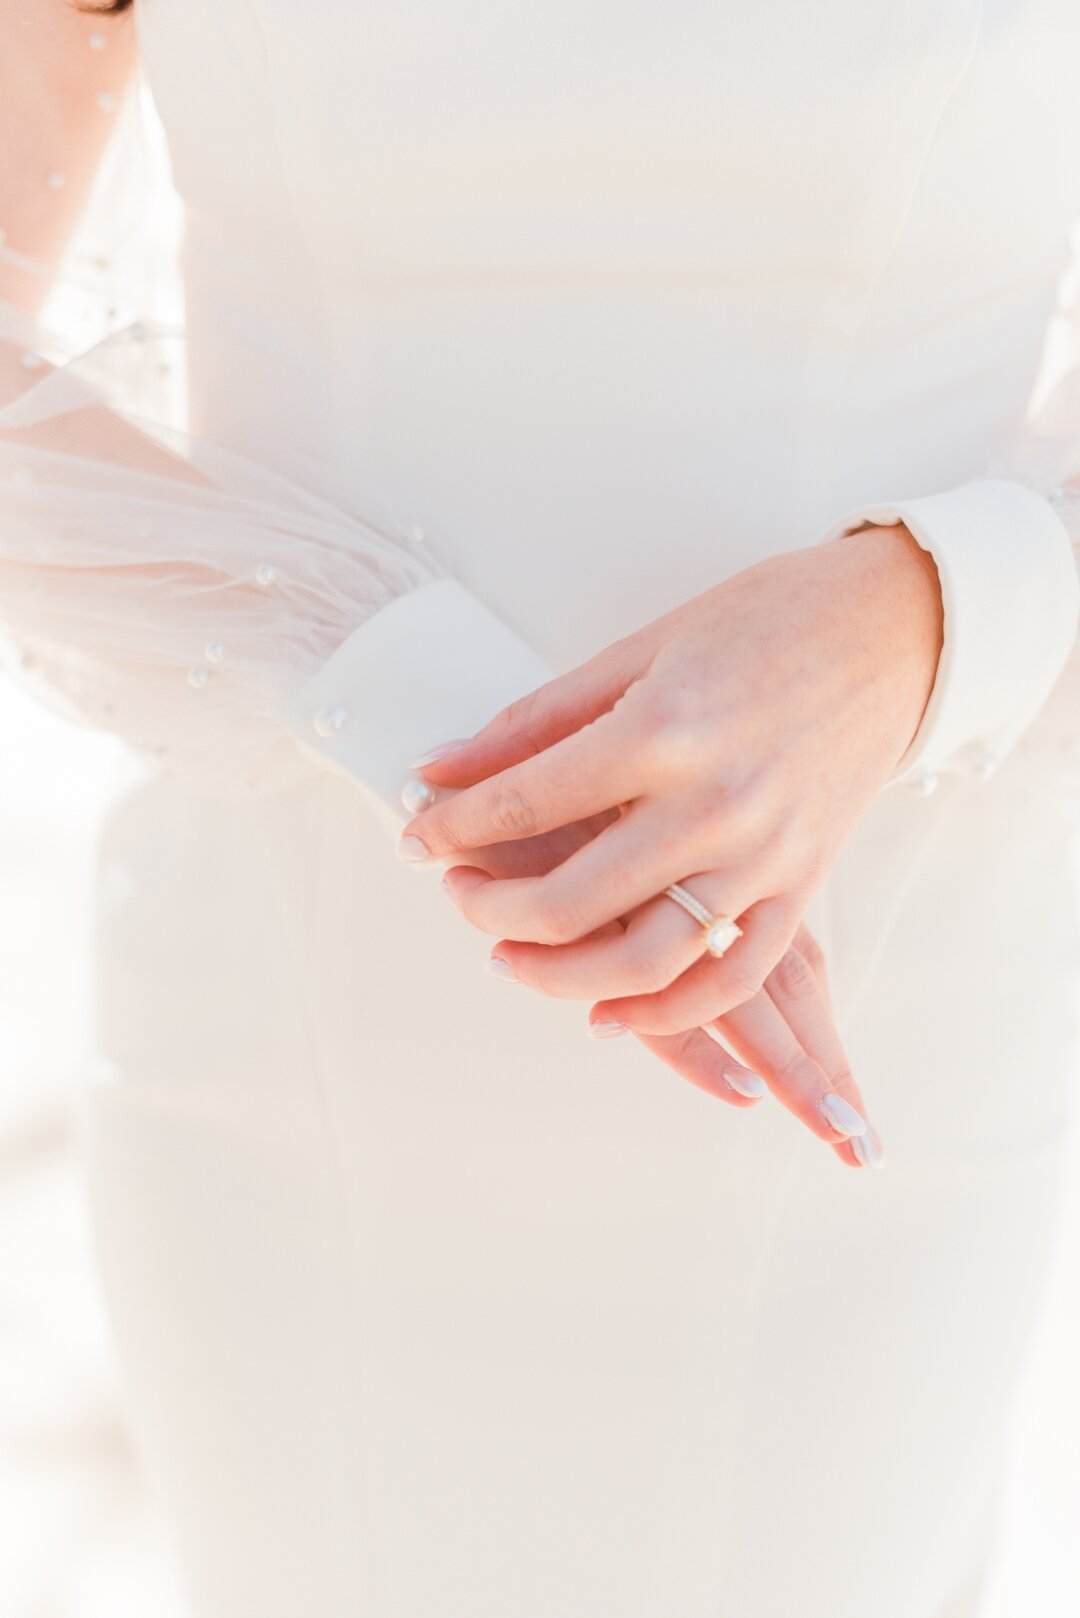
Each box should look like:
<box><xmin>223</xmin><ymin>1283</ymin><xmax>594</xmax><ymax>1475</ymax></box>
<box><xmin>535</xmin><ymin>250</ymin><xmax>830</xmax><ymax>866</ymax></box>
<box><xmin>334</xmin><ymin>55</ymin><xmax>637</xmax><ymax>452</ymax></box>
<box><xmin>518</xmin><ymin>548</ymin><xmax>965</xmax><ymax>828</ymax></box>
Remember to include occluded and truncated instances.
<box><xmin>255</xmin><ymin>563</ymin><xmax>278</xmax><ymax>586</ymax></box>
<box><xmin>407</xmin><ymin>524</ymin><xmax>426</xmax><ymax>546</ymax></box>
<box><xmin>313</xmin><ymin>705</ymin><xmax>348</xmax><ymax>738</ymax></box>
<box><xmin>19</xmin><ymin>352</ymin><xmax>45</xmax><ymax>371</ymax></box>
<box><xmin>89</xmin><ymin>32</ymin><xmax>106</xmax><ymax>49</ymax></box>
<box><xmin>907</xmin><ymin>768</ymin><xmax>938</xmax><ymax>797</ymax></box>
<box><xmin>400</xmin><ymin>776</ymin><xmax>436</xmax><ymax>814</ymax></box>
<box><xmin>204</xmin><ymin>642</ymin><xmax>225</xmax><ymax>664</ymax></box>
<box><xmin>186</xmin><ymin>666</ymin><xmax>208</xmax><ymax>690</ymax></box>
<box><xmin>704</xmin><ymin>916</ymin><xmax>742</xmax><ymax>958</ymax></box>
<box><xmin>97</xmin><ymin>90</ymin><xmax>117</xmax><ymax>113</ymax></box>
<box><xmin>47</xmin><ymin>170</ymin><xmax>67</xmax><ymax>191</ymax></box>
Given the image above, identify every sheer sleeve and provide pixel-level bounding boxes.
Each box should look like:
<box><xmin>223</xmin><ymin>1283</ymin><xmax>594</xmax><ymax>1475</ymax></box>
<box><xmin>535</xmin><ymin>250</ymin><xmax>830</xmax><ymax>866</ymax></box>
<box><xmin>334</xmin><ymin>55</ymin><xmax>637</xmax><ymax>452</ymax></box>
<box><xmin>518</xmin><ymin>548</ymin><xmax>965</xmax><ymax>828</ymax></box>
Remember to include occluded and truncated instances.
<box><xmin>0</xmin><ymin>4</ymin><xmax>552</xmax><ymax>825</ymax></box>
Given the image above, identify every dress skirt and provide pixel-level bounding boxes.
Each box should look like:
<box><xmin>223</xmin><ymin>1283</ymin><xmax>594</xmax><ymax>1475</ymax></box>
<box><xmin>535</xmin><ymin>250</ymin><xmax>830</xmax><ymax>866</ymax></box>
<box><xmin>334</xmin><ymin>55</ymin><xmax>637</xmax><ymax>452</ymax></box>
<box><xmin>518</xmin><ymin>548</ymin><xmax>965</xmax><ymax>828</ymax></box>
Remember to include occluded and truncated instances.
<box><xmin>76</xmin><ymin>719</ymin><xmax>1080</xmax><ymax>1618</ymax></box>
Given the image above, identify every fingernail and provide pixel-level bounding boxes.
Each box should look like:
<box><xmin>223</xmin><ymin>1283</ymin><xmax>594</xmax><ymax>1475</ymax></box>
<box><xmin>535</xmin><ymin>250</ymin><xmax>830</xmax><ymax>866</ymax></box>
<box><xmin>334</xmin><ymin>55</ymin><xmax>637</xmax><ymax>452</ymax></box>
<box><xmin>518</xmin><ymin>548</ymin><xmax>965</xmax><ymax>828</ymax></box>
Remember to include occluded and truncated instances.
<box><xmin>588</xmin><ymin>1020</ymin><xmax>627</xmax><ymax>1039</ymax></box>
<box><xmin>851</xmin><ymin>1126</ymin><xmax>886</xmax><ymax>1169</ymax></box>
<box><xmin>819</xmin><ymin>1093</ymin><xmax>868</xmax><ymax>1138</ymax></box>
<box><xmin>723</xmin><ymin>1068</ymin><xmax>767</xmax><ymax>1099</ymax></box>
<box><xmin>437</xmin><ymin>878</ymin><xmax>455</xmax><ymax>905</ymax></box>
<box><xmin>397</xmin><ymin>834</ymin><xmax>431</xmax><ymax>863</ymax></box>
<box><xmin>486</xmin><ymin>956</ymin><xmax>518</xmax><ymax>983</ymax></box>
<box><xmin>411</xmin><ymin>738</ymin><xmax>469</xmax><ymax>770</ymax></box>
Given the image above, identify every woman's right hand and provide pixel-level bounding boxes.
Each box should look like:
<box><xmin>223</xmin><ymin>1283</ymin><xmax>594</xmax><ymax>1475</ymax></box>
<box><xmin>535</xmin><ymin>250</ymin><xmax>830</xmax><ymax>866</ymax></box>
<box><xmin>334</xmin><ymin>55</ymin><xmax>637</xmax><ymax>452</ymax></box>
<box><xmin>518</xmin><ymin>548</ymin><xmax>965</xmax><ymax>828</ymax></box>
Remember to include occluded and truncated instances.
<box><xmin>632</xmin><ymin>924</ymin><xmax>885</xmax><ymax>1171</ymax></box>
<box><xmin>452</xmin><ymin>817</ymin><xmax>883</xmax><ymax>1169</ymax></box>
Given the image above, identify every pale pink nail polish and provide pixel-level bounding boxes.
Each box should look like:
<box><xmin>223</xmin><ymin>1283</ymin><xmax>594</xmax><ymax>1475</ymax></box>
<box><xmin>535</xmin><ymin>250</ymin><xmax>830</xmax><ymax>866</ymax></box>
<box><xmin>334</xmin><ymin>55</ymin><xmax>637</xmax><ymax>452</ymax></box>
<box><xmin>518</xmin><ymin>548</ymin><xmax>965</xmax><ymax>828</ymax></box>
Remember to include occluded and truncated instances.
<box><xmin>411</xmin><ymin>738</ymin><xmax>470</xmax><ymax>770</ymax></box>
<box><xmin>723</xmin><ymin>1068</ymin><xmax>766</xmax><ymax>1099</ymax></box>
<box><xmin>397</xmin><ymin>834</ymin><xmax>431</xmax><ymax>863</ymax></box>
<box><xmin>487</xmin><ymin>956</ymin><xmax>518</xmax><ymax>983</ymax></box>
<box><xmin>851</xmin><ymin>1126</ymin><xmax>886</xmax><ymax>1169</ymax></box>
<box><xmin>588</xmin><ymin>1020</ymin><xmax>627</xmax><ymax>1039</ymax></box>
<box><xmin>437</xmin><ymin>878</ymin><xmax>455</xmax><ymax>904</ymax></box>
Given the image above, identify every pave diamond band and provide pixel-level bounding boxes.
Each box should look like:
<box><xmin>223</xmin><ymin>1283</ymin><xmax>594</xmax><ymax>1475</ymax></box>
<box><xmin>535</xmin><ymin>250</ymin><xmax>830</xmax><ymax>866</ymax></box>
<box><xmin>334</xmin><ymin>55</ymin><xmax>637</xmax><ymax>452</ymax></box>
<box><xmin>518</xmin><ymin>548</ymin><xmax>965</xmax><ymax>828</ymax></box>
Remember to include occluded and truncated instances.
<box><xmin>662</xmin><ymin>883</ymin><xmax>744</xmax><ymax>959</ymax></box>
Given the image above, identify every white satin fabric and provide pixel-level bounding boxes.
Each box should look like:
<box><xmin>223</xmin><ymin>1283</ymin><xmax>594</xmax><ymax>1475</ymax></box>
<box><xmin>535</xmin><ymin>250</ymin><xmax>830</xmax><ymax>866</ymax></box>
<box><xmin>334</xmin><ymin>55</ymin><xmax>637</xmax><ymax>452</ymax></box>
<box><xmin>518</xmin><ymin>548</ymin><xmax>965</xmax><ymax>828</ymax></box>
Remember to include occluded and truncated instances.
<box><xmin>19</xmin><ymin>1</ymin><xmax>1080</xmax><ymax>1613</ymax></box>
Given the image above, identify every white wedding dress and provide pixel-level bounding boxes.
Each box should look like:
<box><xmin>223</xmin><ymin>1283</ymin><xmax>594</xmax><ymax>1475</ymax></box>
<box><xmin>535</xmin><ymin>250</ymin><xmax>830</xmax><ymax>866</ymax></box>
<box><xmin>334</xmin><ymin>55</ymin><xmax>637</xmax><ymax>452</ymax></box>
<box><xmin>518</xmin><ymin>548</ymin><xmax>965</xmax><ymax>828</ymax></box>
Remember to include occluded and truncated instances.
<box><xmin>5</xmin><ymin>3</ymin><xmax>1080</xmax><ymax>1615</ymax></box>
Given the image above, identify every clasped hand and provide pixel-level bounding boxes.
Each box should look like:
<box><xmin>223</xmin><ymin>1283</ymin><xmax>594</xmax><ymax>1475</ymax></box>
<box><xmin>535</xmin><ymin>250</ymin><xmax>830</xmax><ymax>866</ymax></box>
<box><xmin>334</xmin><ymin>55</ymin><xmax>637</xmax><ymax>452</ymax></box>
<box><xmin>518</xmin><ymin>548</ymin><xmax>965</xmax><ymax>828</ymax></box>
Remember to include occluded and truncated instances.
<box><xmin>401</xmin><ymin>525</ymin><xmax>943</xmax><ymax>1168</ymax></box>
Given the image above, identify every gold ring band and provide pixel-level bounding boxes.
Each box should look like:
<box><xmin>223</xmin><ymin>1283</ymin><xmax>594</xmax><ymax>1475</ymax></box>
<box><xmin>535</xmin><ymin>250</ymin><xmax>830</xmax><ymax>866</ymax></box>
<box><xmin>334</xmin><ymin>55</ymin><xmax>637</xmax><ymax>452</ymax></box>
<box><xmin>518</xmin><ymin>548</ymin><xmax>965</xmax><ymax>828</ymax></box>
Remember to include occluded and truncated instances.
<box><xmin>663</xmin><ymin>883</ymin><xmax>743</xmax><ymax>959</ymax></box>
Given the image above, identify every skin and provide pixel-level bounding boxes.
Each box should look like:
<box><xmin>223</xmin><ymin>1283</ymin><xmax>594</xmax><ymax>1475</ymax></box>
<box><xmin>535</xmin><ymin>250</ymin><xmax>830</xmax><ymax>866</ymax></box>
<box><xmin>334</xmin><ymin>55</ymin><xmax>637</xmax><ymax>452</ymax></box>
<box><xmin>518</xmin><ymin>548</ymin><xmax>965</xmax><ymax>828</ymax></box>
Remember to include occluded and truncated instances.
<box><xmin>403</xmin><ymin>523</ymin><xmax>944</xmax><ymax>1160</ymax></box>
<box><xmin>2</xmin><ymin>0</ymin><xmax>914</xmax><ymax>1168</ymax></box>
<box><xmin>455</xmin><ymin>819</ymin><xmax>882</xmax><ymax>1168</ymax></box>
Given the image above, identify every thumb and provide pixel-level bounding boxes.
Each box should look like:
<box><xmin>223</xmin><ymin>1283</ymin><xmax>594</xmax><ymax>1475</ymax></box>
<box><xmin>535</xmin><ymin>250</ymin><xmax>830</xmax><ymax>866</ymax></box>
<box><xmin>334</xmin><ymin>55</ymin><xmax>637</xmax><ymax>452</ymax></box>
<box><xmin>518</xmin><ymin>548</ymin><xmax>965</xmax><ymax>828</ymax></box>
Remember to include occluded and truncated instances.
<box><xmin>414</xmin><ymin>633</ymin><xmax>646</xmax><ymax>788</ymax></box>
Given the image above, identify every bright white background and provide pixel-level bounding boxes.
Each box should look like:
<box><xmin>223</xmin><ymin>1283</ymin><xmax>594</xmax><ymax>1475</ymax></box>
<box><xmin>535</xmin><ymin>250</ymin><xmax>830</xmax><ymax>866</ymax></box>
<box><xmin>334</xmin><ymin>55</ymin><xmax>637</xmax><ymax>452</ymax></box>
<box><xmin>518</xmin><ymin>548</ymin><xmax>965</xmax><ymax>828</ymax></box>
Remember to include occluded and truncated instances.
<box><xmin>1</xmin><ymin>681</ymin><xmax>1080</xmax><ymax>1616</ymax></box>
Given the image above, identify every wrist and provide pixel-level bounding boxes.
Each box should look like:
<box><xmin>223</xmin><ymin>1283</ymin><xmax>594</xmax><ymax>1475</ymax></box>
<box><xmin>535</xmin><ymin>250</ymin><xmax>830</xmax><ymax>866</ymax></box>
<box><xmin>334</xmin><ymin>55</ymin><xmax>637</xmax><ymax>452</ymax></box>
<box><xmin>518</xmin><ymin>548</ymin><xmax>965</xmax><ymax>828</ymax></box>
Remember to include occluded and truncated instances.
<box><xmin>833</xmin><ymin>522</ymin><xmax>945</xmax><ymax>758</ymax></box>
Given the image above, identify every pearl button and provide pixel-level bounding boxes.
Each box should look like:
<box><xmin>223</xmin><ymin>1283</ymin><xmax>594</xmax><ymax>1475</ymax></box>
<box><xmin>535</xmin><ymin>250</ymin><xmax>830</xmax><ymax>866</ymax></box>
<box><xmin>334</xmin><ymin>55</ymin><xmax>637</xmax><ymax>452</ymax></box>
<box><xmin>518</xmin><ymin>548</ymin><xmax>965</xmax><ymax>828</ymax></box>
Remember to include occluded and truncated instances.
<box><xmin>313</xmin><ymin>705</ymin><xmax>348</xmax><ymax>738</ymax></box>
<box><xmin>971</xmin><ymin>747</ymin><xmax>999</xmax><ymax>781</ymax></box>
<box><xmin>204</xmin><ymin>642</ymin><xmax>225</xmax><ymax>664</ymax></box>
<box><xmin>255</xmin><ymin>563</ymin><xmax>278</xmax><ymax>586</ymax></box>
<box><xmin>401</xmin><ymin>776</ymin><xmax>436</xmax><ymax>814</ymax></box>
<box><xmin>906</xmin><ymin>768</ymin><xmax>938</xmax><ymax>797</ymax></box>
<box><xmin>186</xmin><ymin>667</ymin><xmax>208</xmax><ymax>690</ymax></box>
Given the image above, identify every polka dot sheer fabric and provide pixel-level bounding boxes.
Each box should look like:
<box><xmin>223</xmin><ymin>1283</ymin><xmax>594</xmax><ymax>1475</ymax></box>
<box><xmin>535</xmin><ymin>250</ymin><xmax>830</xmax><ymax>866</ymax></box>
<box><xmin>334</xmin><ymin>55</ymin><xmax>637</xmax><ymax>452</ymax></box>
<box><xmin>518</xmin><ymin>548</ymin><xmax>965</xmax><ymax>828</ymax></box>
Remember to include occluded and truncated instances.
<box><xmin>0</xmin><ymin>63</ymin><xmax>443</xmax><ymax>799</ymax></box>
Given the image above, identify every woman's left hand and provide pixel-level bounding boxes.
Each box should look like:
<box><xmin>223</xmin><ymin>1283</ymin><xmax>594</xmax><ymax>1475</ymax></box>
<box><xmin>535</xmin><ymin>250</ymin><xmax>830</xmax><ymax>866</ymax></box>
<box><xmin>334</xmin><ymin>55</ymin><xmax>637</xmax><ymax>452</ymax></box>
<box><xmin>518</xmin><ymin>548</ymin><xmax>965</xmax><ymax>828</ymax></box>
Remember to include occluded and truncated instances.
<box><xmin>401</xmin><ymin>524</ymin><xmax>942</xmax><ymax>1036</ymax></box>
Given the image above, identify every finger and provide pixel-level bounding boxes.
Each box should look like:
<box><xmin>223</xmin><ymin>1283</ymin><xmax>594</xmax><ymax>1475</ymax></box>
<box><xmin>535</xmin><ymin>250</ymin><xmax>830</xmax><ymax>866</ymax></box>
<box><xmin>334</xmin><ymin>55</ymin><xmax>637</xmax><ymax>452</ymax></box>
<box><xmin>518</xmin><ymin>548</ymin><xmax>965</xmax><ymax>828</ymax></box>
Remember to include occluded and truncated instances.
<box><xmin>712</xmin><ymin>987</ymin><xmax>872</xmax><ymax>1149</ymax></box>
<box><xmin>441</xmin><ymin>807</ymin><xmax>755</xmax><ymax>944</ymax></box>
<box><xmin>627</xmin><ymin>1026</ymin><xmax>768</xmax><ymax>1108</ymax></box>
<box><xmin>764</xmin><ymin>943</ymin><xmax>885</xmax><ymax>1170</ymax></box>
<box><xmin>591</xmin><ymin>894</ymin><xmax>801</xmax><ymax>1035</ymax></box>
<box><xmin>412</xmin><ymin>637</ymin><xmax>647</xmax><ymax>788</ymax></box>
<box><xmin>792</xmin><ymin>922</ymin><xmax>836</xmax><ymax>1015</ymax></box>
<box><xmin>403</xmin><ymin>701</ymin><xmax>654</xmax><ymax>858</ymax></box>
<box><xmin>493</xmin><ymin>877</ymin><xmax>780</xmax><ymax>1005</ymax></box>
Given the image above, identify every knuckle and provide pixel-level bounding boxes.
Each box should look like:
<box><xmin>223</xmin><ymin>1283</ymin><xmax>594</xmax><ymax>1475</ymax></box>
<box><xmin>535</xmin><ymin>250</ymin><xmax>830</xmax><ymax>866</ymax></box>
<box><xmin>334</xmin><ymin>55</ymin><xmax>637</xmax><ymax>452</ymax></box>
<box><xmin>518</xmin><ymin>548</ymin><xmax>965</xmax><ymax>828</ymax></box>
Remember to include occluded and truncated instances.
<box><xmin>769</xmin><ymin>948</ymin><xmax>819</xmax><ymax>1003</ymax></box>
<box><xmin>798</xmin><ymin>931</ymin><xmax>825</xmax><ymax>977</ymax></box>
<box><xmin>630</xmin><ymin>685</ymin><xmax>709</xmax><ymax>771</ymax></box>
<box><xmin>621</xmin><ymin>940</ymin><xmax>685</xmax><ymax>995</ymax></box>
<box><xmin>489</xmin><ymin>780</ymin><xmax>542</xmax><ymax>838</ymax></box>
<box><xmin>668</xmin><ymin>1028</ymin><xmax>703</xmax><ymax>1066</ymax></box>
<box><xmin>495</xmin><ymin>691</ymin><xmax>544</xmax><ymax>756</ymax></box>
<box><xmin>720</xmin><ymin>956</ymin><xmax>768</xmax><ymax>1006</ymax></box>
<box><xmin>774</xmin><ymin>1049</ymin><xmax>820</xmax><ymax>1091</ymax></box>
<box><xmin>533</xmin><ymin>891</ymin><xmax>586</xmax><ymax>946</ymax></box>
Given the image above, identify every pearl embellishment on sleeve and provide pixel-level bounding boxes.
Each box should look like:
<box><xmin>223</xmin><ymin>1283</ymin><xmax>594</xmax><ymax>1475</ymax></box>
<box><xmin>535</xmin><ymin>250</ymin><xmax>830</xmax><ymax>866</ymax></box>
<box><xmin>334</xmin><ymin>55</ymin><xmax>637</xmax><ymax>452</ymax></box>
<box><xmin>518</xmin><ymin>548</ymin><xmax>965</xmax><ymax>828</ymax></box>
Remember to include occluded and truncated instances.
<box><xmin>400</xmin><ymin>776</ymin><xmax>436</xmax><ymax>814</ymax></box>
<box><xmin>906</xmin><ymin>768</ymin><xmax>938</xmax><ymax>797</ymax></box>
<box><xmin>313</xmin><ymin>705</ymin><xmax>348</xmax><ymax>737</ymax></box>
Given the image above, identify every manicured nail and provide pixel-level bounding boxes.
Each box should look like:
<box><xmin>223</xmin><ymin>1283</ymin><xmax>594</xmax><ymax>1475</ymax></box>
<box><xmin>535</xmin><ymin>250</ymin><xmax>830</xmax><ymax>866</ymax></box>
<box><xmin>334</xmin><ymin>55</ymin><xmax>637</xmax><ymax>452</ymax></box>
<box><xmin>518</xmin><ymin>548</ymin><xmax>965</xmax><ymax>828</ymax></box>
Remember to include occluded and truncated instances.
<box><xmin>397</xmin><ymin>834</ymin><xmax>430</xmax><ymax>863</ymax></box>
<box><xmin>851</xmin><ymin>1126</ymin><xmax>886</xmax><ymax>1169</ymax></box>
<box><xmin>588</xmin><ymin>1020</ymin><xmax>627</xmax><ymax>1039</ymax></box>
<box><xmin>486</xmin><ymin>956</ymin><xmax>518</xmax><ymax>982</ymax></box>
<box><xmin>723</xmin><ymin>1067</ymin><xmax>767</xmax><ymax>1099</ymax></box>
<box><xmin>819</xmin><ymin>1093</ymin><xmax>868</xmax><ymax>1138</ymax></box>
<box><xmin>437</xmin><ymin>878</ymin><xmax>455</xmax><ymax>905</ymax></box>
<box><xmin>411</xmin><ymin>738</ymin><xmax>469</xmax><ymax>770</ymax></box>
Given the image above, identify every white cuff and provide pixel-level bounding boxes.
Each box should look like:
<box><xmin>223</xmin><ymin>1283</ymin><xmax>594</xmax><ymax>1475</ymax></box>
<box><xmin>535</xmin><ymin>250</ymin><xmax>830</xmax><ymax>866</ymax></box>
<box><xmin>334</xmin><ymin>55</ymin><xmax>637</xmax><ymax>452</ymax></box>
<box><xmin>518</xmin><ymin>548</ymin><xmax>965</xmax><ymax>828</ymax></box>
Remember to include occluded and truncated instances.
<box><xmin>822</xmin><ymin>478</ymin><xmax>1080</xmax><ymax>787</ymax></box>
<box><xmin>278</xmin><ymin>579</ymin><xmax>555</xmax><ymax>830</ymax></box>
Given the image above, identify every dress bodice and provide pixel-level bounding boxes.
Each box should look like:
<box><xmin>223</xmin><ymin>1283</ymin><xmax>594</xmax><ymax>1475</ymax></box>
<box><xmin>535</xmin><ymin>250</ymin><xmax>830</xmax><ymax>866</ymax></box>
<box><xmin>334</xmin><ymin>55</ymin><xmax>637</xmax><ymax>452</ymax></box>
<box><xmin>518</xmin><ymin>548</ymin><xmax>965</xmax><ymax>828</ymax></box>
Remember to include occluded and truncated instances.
<box><xmin>130</xmin><ymin>0</ymin><xmax>1080</xmax><ymax>664</ymax></box>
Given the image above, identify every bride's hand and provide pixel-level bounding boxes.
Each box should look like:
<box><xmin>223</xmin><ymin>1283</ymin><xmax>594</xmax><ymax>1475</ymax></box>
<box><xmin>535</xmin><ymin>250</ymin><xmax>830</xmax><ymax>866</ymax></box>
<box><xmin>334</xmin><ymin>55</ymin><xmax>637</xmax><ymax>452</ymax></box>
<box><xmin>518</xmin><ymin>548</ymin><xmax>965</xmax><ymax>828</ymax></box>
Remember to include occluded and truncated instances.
<box><xmin>458</xmin><ymin>822</ymin><xmax>881</xmax><ymax>1166</ymax></box>
<box><xmin>402</xmin><ymin>525</ymin><xmax>941</xmax><ymax>1045</ymax></box>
